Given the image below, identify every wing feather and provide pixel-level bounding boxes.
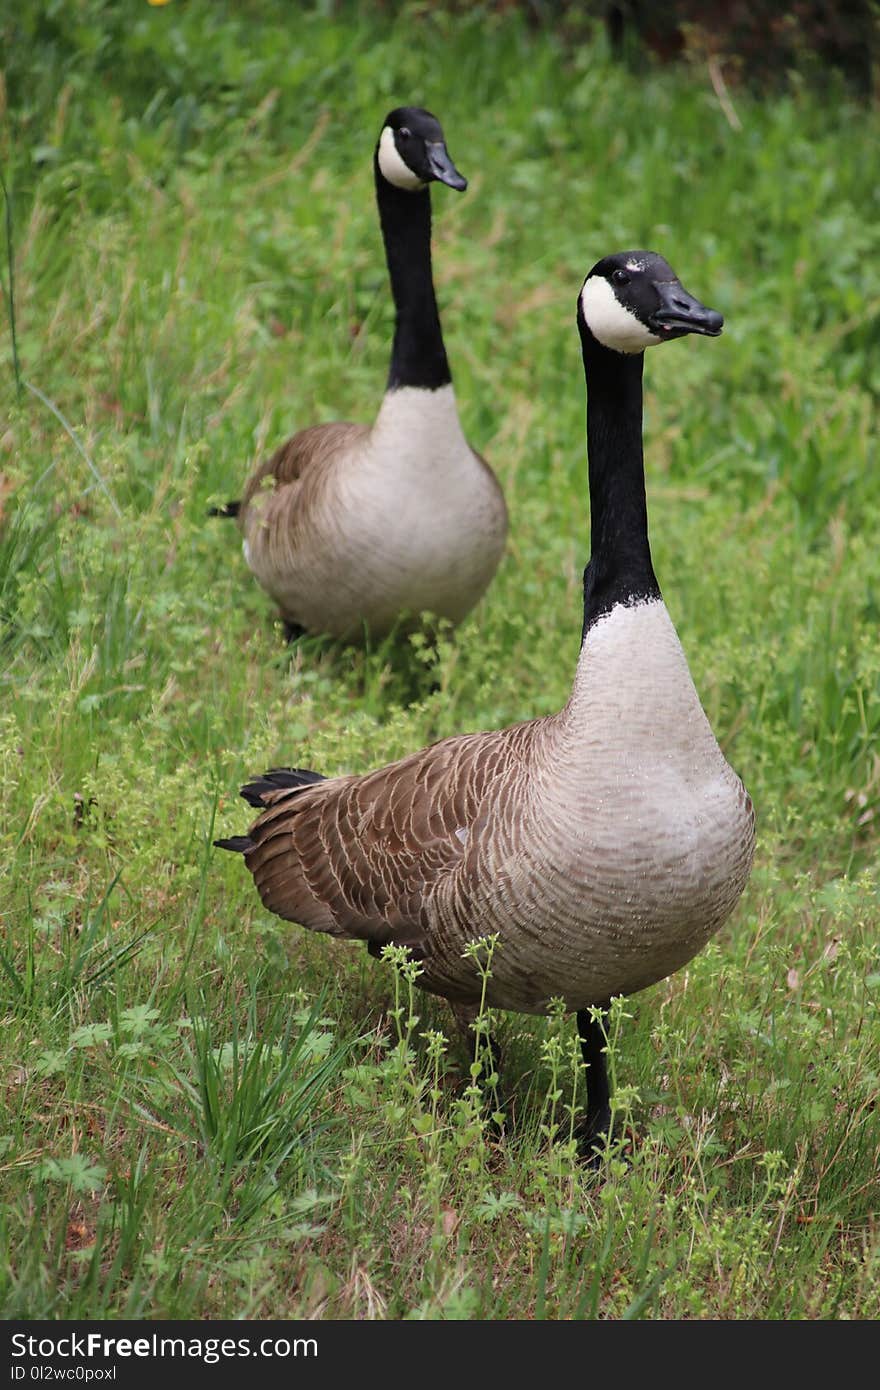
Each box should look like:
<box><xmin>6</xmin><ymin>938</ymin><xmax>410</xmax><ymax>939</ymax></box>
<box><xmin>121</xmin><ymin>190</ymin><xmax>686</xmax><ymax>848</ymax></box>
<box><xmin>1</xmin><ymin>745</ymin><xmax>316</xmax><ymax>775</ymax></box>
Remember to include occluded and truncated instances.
<box><xmin>240</xmin><ymin>422</ymin><xmax>369</xmax><ymax>511</ymax></box>
<box><xmin>238</xmin><ymin>724</ymin><xmax>531</xmax><ymax>955</ymax></box>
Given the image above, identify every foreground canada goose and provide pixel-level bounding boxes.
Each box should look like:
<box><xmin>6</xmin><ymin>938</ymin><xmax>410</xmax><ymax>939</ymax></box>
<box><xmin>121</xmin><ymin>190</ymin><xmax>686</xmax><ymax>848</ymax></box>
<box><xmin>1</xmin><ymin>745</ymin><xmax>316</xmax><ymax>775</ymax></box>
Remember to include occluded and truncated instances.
<box><xmin>216</xmin><ymin>250</ymin><xmax>755</xmax><ymax>1157</ymax></box>
<box><xmin>215</xmin><ymin>106</ymin><xmax>507</xmax><ymax>641</ymax></box>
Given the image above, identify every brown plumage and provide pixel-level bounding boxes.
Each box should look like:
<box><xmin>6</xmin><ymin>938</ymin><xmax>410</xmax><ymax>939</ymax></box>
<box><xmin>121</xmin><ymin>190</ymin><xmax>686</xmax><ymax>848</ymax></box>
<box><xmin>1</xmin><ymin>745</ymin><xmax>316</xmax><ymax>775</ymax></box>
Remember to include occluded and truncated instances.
<box><xmin>241</xmin><ymin>423</ymin><xmax>370</xmax><ymax>509</ymax></box>
<box><xmin>228</xmin><ymin>723</ymin><xmax>537</xmax><ymax>1000</ymax></box>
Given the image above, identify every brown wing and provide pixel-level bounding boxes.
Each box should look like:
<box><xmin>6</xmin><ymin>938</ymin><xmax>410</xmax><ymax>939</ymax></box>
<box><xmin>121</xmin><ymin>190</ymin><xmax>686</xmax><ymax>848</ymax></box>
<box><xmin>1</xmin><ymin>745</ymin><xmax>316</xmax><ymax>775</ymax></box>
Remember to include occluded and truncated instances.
<box><xmin>240</xmin><ymin>422</ymin><xmax>369</xmax><ymax>512</ymax></box>
<box><xmin>238</xmin><ymin>724</ymin><xmax>529</xmax><ymax>957</ymax></box>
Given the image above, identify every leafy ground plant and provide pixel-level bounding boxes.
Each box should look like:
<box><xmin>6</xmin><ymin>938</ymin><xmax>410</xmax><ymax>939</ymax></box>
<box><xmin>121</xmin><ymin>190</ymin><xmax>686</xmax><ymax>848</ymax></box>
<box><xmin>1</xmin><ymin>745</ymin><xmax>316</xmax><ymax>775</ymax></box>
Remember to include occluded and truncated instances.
<box><xmin>1</xmin><ymin>0</ymin><xmax>878</xmax><ymax>1319</ymax></box>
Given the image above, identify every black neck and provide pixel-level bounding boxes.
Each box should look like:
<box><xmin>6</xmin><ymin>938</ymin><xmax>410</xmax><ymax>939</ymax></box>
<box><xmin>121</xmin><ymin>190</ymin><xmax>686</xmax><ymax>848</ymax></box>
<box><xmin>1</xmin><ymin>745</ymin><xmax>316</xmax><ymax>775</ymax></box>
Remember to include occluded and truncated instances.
<box><xmin>375</xmin><ymin>162</ymin><xmax>452</xmax><ymax>391</ymax></box>
<box><xmin>580</xmin><ymin>328</ymin><xmax>660</xmax><ymax>640</ymax></box>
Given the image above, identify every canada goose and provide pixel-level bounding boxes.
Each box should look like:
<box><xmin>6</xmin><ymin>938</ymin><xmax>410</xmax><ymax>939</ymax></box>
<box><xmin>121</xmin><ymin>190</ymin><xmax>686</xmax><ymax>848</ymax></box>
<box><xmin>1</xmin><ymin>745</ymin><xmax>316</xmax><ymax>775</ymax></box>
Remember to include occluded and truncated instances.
<box><xmin>216</xmin><ymin>250</ymin><xmax>755</xmax><ymax>1157</ymax></box>
<box><xmin>215</xmin><ymin>106</ymin><xmax>507</xmax><ymax>641</ymax></box>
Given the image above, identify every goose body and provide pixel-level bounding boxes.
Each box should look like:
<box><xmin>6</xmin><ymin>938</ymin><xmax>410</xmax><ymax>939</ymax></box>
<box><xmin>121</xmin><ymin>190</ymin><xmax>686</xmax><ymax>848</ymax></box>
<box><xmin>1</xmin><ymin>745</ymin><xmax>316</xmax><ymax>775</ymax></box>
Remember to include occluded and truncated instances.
<box><xmin>234</xmin><ymin>607</ymin><xmax>752</xmax><ymax>1014</ymax></box>
<box><xmin>218</xmin><ymin>250</ymin><xmax>755</xmax><ymax>1152</ymax></box>
<box><xmin>241</xmin><ymin>385</ymin><xmax>505</xmax><ymax>637</ymax></box>
<box><xmin>228</xmin><ymin>107</ymin><xmax>507</xmax><ymax>640</ymax></box>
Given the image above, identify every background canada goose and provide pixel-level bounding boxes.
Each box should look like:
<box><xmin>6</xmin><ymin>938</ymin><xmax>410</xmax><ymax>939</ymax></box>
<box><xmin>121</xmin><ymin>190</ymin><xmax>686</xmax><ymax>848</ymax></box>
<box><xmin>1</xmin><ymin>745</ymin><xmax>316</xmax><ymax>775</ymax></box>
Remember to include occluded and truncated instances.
<box><xmin>216</xmin><ymin>250</ymin><xmax>755</xmax><ymax>1159</ymax></box>
<box><xmin>215</xmin><ymin>106</ymin><xmax>508</xmax><ymax>641</ymax></box>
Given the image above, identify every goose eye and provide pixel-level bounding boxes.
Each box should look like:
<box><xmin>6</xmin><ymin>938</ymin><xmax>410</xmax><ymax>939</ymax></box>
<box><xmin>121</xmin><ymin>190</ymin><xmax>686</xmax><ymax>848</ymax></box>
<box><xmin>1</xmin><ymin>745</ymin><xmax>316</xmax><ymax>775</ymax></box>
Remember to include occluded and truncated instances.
<box><xmin>612</xmin><ymin>269</ymin><xmax>630</xmax><ymax>287</ymax></box>
<box><xmin>398</xmin><ymin>127</ymin><xmax>411</xmax><ymax>139</ymax></box>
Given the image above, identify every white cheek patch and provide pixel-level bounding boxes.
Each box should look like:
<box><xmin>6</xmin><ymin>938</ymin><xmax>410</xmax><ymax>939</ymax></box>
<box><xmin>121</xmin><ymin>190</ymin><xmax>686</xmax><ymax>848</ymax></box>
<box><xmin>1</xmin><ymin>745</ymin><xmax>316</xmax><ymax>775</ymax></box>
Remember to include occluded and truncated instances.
<box><xmin>580</xmin><ymin>276</ymin><xmax>662</xmax><ymax>354</ymax></box>
<box><xmin>377</xmin><ymin>126</ymin><xmax>425</xmax><ymax>191</ymax></box>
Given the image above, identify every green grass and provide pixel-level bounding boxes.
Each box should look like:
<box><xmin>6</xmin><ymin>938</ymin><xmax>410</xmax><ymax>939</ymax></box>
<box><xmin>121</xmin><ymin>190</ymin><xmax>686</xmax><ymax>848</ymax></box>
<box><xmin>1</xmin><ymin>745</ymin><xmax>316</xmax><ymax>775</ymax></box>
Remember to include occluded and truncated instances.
<box><xmin>1</xmin><ymin>0</ymin><xmax>879</xmax><ymax>1319</ymax></box>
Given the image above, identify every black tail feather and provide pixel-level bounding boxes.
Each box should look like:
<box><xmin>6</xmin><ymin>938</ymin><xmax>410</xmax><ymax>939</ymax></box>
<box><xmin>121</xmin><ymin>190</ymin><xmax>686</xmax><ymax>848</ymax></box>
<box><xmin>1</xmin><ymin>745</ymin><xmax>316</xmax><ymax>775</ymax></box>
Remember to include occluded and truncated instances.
<box><xmin>214</xmin><ymin>835</ymin><xmax>255</xmax><ymax>854</ymax></box>
<box><xmin>209</xmin><ymin>500</ymin><xmax>241</xmax><ymax>518</ymax></box>
<box><xmin>240</xmin><ymin>766</ymin><xmax>327</xmax><ymax>809</ymax></box>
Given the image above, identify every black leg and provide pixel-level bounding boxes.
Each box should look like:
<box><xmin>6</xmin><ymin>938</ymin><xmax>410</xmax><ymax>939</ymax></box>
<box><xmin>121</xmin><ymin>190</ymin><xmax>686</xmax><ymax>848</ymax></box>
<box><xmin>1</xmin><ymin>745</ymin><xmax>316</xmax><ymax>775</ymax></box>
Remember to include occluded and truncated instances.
<box><xmin>575</xmin><ymin>1003</ymin><xmax>612</xmax><ymax>1165</ymax></box>
<box><xmin>282</xmin><ymin>618</ymin><xmax>306</xmax><ymax>644</ymax></box>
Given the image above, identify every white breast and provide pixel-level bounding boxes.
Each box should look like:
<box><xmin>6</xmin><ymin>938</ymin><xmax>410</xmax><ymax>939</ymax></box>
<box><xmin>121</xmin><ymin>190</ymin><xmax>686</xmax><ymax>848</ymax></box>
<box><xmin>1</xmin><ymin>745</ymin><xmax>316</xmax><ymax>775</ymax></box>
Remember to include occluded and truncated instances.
<box><xmin>427</xmin><ymin>600</ymin><xmax>754</xmax><ymax>1014</ymax></box>
<box><xmin>341</xmin><ymin>386</ymin><xmax>506</xmax><ymax>622</ymax></box>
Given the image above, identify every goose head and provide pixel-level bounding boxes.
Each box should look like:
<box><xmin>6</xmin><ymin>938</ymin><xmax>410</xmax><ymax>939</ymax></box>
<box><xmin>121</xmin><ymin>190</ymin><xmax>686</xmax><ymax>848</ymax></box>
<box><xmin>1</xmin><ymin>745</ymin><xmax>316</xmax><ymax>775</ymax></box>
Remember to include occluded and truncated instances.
<box><xmin>578</xmin><ymin>251</ymin><xmax>723</xmax><ymax>355</ymax></box>
<box><xmin>376</xmin><ymin>107</ymin><xmax>467</xmax><ymax>193</ymax></box>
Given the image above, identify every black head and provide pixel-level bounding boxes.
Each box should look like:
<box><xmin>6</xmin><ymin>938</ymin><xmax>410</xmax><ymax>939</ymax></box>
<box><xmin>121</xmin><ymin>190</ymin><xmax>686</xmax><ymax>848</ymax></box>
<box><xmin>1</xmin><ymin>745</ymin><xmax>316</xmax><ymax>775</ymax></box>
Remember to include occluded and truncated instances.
<box><xmin>578</xmin><ymin>251</ymin><xmax>723</xmax><ymax>354</ymax></box>
<box><xmin>376</xmin><ymin>106</ymin><xmax>467</xmax><ymax>193</ymax></box>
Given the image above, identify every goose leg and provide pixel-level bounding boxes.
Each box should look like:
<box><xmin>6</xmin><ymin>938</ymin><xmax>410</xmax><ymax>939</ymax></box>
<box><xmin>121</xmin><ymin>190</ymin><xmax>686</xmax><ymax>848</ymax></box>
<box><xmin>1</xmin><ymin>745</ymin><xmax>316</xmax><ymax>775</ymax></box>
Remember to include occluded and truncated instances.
<box><xmin>282</xmin><ymin>618</ymin><xmax>305</xmax><ymax>644</ymax></box>
<box><xmin>575</xmin><ymin>1004</ymin><xmax>612</xmax><ymax>1165</ymax></box>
